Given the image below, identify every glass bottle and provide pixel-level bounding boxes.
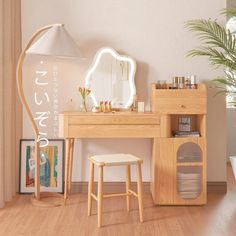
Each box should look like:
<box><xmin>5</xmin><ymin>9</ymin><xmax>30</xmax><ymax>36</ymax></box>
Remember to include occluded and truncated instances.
<box><xmin>190</xmin><ymin>75</ymin><xmax>197</xmax><ymax>89</ymax></box>
<box><xmin>161</xmin><ymin>80</ymin><xmax>168</xmax><ymax>89</ymax></box>
<box><xmin>178</xmin><ymin>77</ymin><xmax>185</xmax><ymax>89</ymax></box>
<box><xmin>172</xmin><ymin>77</ymin><xmax>178</xmax><ymax>89</ymax></box>
<box><xmin>156</xmin><ymin>80</ymin><xmax>161</xmax><ymax>89</ymax></box>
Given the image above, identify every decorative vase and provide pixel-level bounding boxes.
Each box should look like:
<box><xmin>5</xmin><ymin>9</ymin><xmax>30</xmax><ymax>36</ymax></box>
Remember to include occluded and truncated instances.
<box><xmin>80</xmin><ymin>98</ymin><xmax>87</xmax><ymax>112</ymax></box>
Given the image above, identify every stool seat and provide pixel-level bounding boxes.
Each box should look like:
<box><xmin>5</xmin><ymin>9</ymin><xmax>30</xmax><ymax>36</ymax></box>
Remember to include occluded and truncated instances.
<box><xmin>90</xmin><ymin>154</ymin><xmax>142</xmax><ymax>166</ymax></box>
<box><xmin>88</xmin><ymin>153</ymin><xmax>144</xmax><ymax>227</ymax></box>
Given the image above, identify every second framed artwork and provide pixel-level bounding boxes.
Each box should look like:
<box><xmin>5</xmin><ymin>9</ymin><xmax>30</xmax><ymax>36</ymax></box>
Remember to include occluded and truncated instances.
<box><xmin>19</xmin><ymin>139</ymin><xmax>64</xmax><ymax>193</ymax></box>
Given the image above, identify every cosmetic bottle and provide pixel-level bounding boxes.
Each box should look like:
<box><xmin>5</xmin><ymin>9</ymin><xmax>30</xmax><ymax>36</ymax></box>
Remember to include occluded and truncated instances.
<box><xmin>185</xmin><ymin>76</ymin><xmax>191</xmax><ymax>89</ymax></box>
<box><xmin>190</xmin><ymin>75</ymin><xmax>197</xmax><ymax>89</ymax></box>
<box><xmin>156</xmin><ymin>80</ymin><xmax>161</xmax><ymax>89</ymax></box>
<box><xmin>172</xmin><ymin>77</ymin><xmax>178</xmax><ymax>89</ymax></box>
<box><xmin>161</xmin><ymin>80</ymin><xmax>168</xmax><ymax>89</ymax></box>
<box><xmin>133</xmin><ymin>95</ymin><xmax>138</xmax><ymax>112</ymax></box>
<box><xmin>178</xmin><ymin>77</ymin><xmax>185</xmax><ymax>89</ymax></box>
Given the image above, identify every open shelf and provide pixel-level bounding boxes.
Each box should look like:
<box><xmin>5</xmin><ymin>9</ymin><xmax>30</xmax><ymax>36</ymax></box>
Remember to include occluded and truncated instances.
<box><xmin>176</xmin><ymin>162</ymin><xmax>203</xmax><ymax>167</ymax></box>
<box><xmin>170</xmin><ymin>114</ymin><xmax>206</xmax><ymax>138</ymax></box>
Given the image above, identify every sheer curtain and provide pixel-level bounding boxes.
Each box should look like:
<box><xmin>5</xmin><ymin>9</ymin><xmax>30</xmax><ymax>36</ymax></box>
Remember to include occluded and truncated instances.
<box><xmin>0</xmin><ymin>0</ymin><xmax>22</xmax><ymax>208</ymax></box>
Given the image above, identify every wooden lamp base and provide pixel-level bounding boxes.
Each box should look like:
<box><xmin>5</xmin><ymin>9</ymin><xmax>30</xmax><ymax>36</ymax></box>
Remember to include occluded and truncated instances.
<box><xmin>30</xmin><ymin>192</ymin><xmax>65</xmax><ymax>207</ymax></box>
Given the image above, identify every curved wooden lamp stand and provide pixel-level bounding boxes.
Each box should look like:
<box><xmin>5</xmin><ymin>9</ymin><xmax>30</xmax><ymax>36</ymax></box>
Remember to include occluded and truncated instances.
<box><xmin>16</xmin><ymin>24</ymin><xmax>64</xmax><ymax>207</ymax></box>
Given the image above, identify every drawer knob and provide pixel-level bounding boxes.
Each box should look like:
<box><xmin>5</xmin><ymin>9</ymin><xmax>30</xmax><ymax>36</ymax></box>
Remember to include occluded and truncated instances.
<box><xmin>179</xmin><ymin>104</ymin><xmax>186</xmax><ymax>108</ymax></box>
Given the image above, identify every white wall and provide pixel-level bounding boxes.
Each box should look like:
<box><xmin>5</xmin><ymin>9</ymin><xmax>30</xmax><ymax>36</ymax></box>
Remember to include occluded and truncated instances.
<box><xmin>21</xmin><ymin>0</ymin><xmax>226</xmax><ymax>182</ymax></box>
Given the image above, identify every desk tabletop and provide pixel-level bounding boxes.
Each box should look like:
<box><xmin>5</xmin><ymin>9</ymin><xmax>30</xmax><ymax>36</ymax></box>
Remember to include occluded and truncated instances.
<box><xmin>59</xmin><ymin>111</ymin><xmax>156</xmax><ymax>116</ymax></box>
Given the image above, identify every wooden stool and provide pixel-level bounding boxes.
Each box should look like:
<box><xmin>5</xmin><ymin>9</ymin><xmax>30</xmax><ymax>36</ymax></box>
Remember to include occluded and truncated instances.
<box><xmin>88</xmin><ymin>154</ymin><xmax>144</xmax><ymax>227</ymax></box>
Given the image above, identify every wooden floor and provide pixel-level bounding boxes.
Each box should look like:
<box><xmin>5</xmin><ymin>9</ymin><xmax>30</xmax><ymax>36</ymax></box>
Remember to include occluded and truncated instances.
<box><xmin>1</xmin><ymin>165</ymin><xmax>236</xmax><ymax>236</ymax></box>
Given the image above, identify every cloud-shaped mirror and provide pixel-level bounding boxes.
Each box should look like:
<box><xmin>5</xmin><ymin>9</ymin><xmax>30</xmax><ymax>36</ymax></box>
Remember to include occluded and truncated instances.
<box><xmin>85</xmin><ymin>47</ymin><xmax>136</xmax><ymax>109</ymax></box>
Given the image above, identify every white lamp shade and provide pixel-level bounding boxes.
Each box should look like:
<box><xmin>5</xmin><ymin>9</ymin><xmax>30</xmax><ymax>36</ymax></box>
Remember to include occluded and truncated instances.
<box><xmin>26</xmin><ymin>24</ymin><xmax>82</xmax><ymax>58</ymax></box>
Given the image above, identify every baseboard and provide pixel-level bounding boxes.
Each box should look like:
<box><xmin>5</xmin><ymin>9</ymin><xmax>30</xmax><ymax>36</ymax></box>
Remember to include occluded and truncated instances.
<box><xmin>71</xmin><ymin>181</ymin><xmax>227</xmax><ymax>194</ymax></box>
<box><xmin>207</xmin><ymin>181</ymin><xmax>227</xmax><ymax>193</ymax></box>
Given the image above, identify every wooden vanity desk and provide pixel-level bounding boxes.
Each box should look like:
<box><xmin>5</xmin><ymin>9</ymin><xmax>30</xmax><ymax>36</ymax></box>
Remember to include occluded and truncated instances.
<box><xmin>59</xmin><ymin>83</ymin><xmax>207</xmax><ymax>206</ymax></box>
<box><xmin>58</xmin><ymin>111</ymin><xmax>161</xmax><ymax>201</ymax></box>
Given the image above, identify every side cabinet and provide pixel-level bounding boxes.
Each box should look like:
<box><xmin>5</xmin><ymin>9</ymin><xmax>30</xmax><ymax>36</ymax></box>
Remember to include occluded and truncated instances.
<box><xmin>152</xmin><ymin>137</ymin><xmax>206</xmax><ymax>205</ymax></box>
<box><xmin>151</xmin><ymin>83</ymin><xmax>207</xmax><ymax>205</ymax></box>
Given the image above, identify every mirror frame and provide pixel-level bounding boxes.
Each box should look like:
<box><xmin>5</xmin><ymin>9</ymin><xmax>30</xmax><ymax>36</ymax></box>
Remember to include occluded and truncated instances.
<box><xmin>85</xmin><ymin>47</ymin><xmax>136</xmax><ymax>109</ymax></box>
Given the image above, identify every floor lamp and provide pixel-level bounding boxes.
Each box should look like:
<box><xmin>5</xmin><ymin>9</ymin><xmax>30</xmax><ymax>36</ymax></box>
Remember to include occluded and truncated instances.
<box><xmin>16</xmin><ymin>24</ymin><xmax>82</xmax><ymax>206</ymax></box>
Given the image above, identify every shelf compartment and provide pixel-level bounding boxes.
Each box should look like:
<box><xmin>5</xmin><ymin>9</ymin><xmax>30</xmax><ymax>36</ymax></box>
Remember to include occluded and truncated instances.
<box><xmin>177</xmin><ymin>166</ymin><xmax>202</xmax><ymax>199</ymax></box>
<box><xmin>177</xmin><ymin>142</ymin><xmax>202</xmax><ymax>163</ymax></box>
<box><xmin>171</xmin><ymin>114</ymin><xmax>206</xmax><ymax>138</ymax></box>
<box><xmin>176</xmin><ymin>162</ymin><xmax>203</xmax><ymax>167</ymax></box>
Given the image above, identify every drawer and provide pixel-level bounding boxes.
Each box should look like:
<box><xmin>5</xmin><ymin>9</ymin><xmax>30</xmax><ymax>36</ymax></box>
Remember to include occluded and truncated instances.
<box><xmin>68</xmin><ymin>125</ymin><xmax>160</xmax><ymax>138</ymax></box>
<box><xmin>68</xmin><ymin>115</ymin><xmax>160</xmax><ymax>125</ymax></box>
<box><xmin>152</xmin><ymin>84</ymin><xmax>207</xmax><ymax>114</ymax></box>
<box><xmin>155</xmin><ymin>97</ymin><xmax>207</xmax><ymax>114</ymax></box>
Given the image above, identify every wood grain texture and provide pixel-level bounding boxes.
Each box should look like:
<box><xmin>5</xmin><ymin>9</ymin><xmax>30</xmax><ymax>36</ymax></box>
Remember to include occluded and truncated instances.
<box><xmin>0</xmin><ymin>165</ymin><xmax>234</xmax><ymax>236</ymax></box>
<box><xmin>126</xmin><ymin>165</ymin><xmax>131</xmax><ymax>212</ymax></box>
<box><xmin>152</xmin><ymin>83</ymin><xmax>207</xmax><ymax>114</ymax></box>
<box><xmin>152</xmin><ymin>137</ymin><xmax>207</xmax><ymax>205</ymax></box>
<box><xmin>68</xmin><ymin>139</ymin><xmax>75</xmax><ymax>193</ymax></box>
<box><xmin>97</xmin><ymin>166</ymin><xmax>103</xmax><ymax>227</ymax></box>
<box><xmin>151</xmin><ymin>84</ymin><xmax>207</xmax><ymax>205</ymax></box>
<box><xmin>160</xmin><ymin>115</ymin><xmax>171</xmax><ymax>137</ymax></box>
<box><xmin>67</xmin><ymin>125</ymin><xmax>160</xmax><ymax>138</ymax></box>
<box><xmin>153</xmin><ymin>138</ymin><xmax>175</xmax><ymax>204</ymax></box>
<box><xmin>58</xmin><ymin>112</ymin><xmax>160</xmax><ymax>138</ymax></box>
<box><xmin>64</xmin><ymin>139</ymin><xmax>71</xmax><ymax>202</ymax></box>
<box><xmin>136</xmin><ymin>163</ymin><xmax>144</xmax><ymax>223</ymax></box>
<box><xmin>88</xmin><ymin>161</ymin><xmax>94</xmax><ymax>216</ymax></box>
<box><xmin>60</xmin><ymin>84</ymin><xmax>207</xmax><ymax>207</ymax></box>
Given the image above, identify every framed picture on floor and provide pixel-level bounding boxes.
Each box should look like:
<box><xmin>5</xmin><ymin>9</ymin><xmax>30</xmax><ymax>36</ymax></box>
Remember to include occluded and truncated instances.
<box><xmin>19</xmin><ymin>139</ymin><xmax>64</xmax><ymax>193</ymax></box>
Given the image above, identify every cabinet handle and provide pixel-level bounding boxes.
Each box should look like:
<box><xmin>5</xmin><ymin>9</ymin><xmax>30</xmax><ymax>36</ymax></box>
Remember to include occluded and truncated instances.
<box><xmin>179</xmin><ymin>104</ymin><xmax>186</xmax><ymax>108</ymax></box>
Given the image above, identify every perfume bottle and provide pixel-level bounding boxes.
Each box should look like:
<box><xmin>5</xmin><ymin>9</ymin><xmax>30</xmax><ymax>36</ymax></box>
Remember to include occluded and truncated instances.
<box><xmin>132</xmin><ymin>95</ymin><xmax>138</xmax><ymax>112</ymax></box>
<box><xmin>172</xmin><ymin>77</ymin><xmax>178</xmax><ymax>89</ymax></box>
<box><xmin>161</xmin><ymin>80</ymin><xmax>168</xmax><ymax>89</ymax></box>
<box><xmin>178</xmin><ymin>77</ymin><xmax>185</xmax><ymax>89</ymax></box>
<box><xmin>190</xmin><ymin>75</ymin><xmax>197</xmax><ymax>89</ymax></box>
<box><xmin>156</xmin><ymin>80</ymin><xmax>161</xmax><ymax>89</ymax></box>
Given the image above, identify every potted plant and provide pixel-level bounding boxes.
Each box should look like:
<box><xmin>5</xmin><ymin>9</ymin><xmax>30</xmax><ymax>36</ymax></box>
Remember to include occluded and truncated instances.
<box><xmin>186</xmin><ymin>8</ymin><xmax>236</xmax><ymax>178</ymax></box>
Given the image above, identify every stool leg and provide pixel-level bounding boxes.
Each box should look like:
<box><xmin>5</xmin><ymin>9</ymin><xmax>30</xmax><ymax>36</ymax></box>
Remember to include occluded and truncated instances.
<box><xmin>97</xmin><ymin>166</ymin><xmax>103</xmax><ymax>227</ymax></box>
<box><xmin>126</xmin><ymin>165</ymin><xmax>131</xmax><ymax>212</ymax></box>
<box><xmin>64</xmin><ymin>138</ymin><xmax>71</xmax><ymax>204</ymax></box>
<box><xmin>68</xmin><ymin>138</ymin><xmax>75</xmax><ymax>193</ymax></box>
<box><xmin>136</xmin><ymin>162</ymin><xmax>144</xmax><ymax>223</ymax></box>
<box><xmin>88</xmin><ymin>161</ymin><xmax>94</xmax><ymax>216</ymax></box>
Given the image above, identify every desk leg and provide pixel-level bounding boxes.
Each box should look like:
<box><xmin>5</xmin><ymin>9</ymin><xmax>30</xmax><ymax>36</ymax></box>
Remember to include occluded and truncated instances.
<box><xmin>64</xmin><ymin>138</ymin><xmax>71</xmax><ymax>204</ymax></box>
<box><xmin>35</xmin><ymin>139</ymin><xmax>40</xmax><ymax>200</ymax></box>
<box><xmin>68</xmin><ymin>138</ymin><xmax>75</xmax><ymax>193</ymax></box>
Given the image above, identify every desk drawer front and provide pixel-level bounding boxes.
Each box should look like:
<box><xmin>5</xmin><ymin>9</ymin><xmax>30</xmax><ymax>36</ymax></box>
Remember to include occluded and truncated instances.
<box><xmin>68</xmin><ymin>125</ymin><xmax>160</xmax><ymax>138</ymax></box>
<box><xmin>68</xmin><ymin>115</ymin><xmax>160</xmax><ymax>125</ymax></box>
